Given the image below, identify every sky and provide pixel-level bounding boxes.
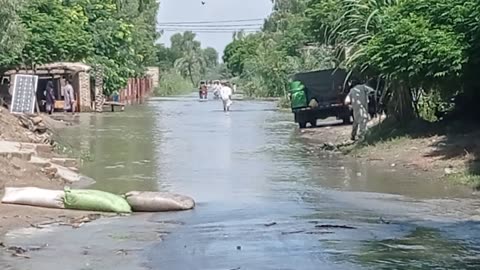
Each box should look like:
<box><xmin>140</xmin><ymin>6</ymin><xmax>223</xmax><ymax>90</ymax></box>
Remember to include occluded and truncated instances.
<box><xmin>157</xmin><ymin>0</ymin><xmax>273</xmax><ymax>58</ymax></box>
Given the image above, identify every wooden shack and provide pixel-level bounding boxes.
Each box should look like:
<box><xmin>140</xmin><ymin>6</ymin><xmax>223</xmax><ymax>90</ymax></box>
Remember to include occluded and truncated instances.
<box><xmin>4</xmin><ymin>62</ymin><xmax>94</xmax><ymax>112</ymax></box>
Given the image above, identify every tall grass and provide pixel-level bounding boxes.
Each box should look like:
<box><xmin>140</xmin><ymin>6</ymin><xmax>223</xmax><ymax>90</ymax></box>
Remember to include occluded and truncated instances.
<box><xmin>155</xmin><ymin>70</ymin><xmax>194</xmax><ymax>96</ymax></box>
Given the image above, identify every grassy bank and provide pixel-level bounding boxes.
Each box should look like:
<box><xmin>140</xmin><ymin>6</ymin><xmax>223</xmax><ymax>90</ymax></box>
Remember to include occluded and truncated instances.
<box><xmin>298</xmin><ymin>115</ymin><xmax>480</xmax><ymax>189</ymax></box>
<box><xmin>347</xmin><ymin>118</ymin><xmax>480</xmax><ymax>189</ymax></box>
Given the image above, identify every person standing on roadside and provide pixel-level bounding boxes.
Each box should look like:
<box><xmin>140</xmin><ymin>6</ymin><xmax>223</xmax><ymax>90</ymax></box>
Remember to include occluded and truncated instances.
<box><xmin>220</xmin><ymin>81</ymin><xmax>233</xmax><ymax>112</ymax></box>
<box><xmin>63</xmin><ymin>79</ymin><xmax>76</xmax><ymax>115</ymax></box>
<box><xmin>344</xmin><ymin>79</ymin><xmax>373</xmax><ymax>141</ymax></box>
<box><xmin>45</xmin><ymin>81</ymin><xmax>56</xmax><ymax>115</ymax></box>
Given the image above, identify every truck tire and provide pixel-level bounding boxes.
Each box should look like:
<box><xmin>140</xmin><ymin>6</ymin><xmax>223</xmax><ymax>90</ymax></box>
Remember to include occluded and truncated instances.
<box><xmin>298</xmin><ymin>122</ymin><xmax>307</xmax><ymax>129</ymax></box>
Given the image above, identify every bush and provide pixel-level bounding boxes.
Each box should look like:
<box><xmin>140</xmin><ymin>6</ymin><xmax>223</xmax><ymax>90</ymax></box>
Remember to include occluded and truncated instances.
<box><xmin>155</xmin><ymin>70</ymin><xmax>194</xmax><ymax>96</ymax></box>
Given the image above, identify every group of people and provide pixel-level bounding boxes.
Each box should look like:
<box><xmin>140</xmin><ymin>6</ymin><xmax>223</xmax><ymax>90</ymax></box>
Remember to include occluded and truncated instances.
<box><xmin>44</xmin><ymin>78</ymin><xmax>76</xmax><ymax>115</ymax></box>
<box><xmin>199</xmin><ymin>80</ymin><xmax>235</xmax><ymax>112</ymax></box>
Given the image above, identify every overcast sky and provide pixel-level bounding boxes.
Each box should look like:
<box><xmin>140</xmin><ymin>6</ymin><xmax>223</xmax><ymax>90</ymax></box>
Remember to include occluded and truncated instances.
<box><xmin>157</xmin><ymin>0</ymin><xmax>273</xmax><ymax>58</ymax></box>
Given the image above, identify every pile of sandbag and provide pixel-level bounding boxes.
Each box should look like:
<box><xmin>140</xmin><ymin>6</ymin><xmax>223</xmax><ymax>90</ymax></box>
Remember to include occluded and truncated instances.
<box><xmin>1</xmin><ymin>187</ymin><xmax>195</xmax><ymax>213</ymax></box>
<box><xmin>2</xmin><ymin>187</ymin><xmax>65</xmax><ymax>209</ymax></box>
<box><xmin>125</xmin><ymin>191</ymin><xmax>195</xmax><ymax>212</ymax></box>
<box><xmin>64</xmin><ymin>188</ymin><xmax>132</xmax><ymax>213</ymax></box>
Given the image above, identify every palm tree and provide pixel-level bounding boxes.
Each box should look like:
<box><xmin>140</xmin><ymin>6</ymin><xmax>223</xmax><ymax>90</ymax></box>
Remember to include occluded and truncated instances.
<box><xmin>173</xmin><ymin>33</ymin><xmax>207</xmax><ymax>85</ymax></box>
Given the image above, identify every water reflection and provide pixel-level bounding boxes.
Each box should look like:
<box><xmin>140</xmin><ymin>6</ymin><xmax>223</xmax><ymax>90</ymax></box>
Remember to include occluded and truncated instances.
<box><xmin>57</xmin><ymin>107</ymin><xmax>159</xmax><ymax>193</ymax></box>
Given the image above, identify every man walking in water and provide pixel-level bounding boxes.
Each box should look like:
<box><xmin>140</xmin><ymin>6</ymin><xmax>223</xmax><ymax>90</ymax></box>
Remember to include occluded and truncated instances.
<box><xmin>345</xmin><ymin>79</ymin><xmax>373</xmax><ymax>141</ymax></box>
<box><xmin>220</xmin><ymin>81</ymin><xmax>233</xmax><ymax>112</ymax></box>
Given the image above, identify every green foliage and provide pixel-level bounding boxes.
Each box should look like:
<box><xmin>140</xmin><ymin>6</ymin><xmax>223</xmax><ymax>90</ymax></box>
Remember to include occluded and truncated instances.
<box><xmin>204</xmin><ymin>63</ymin><xmax>230</xmax><ymax>81</ymax></box>
<box><xmin>172</xmin><ymin>32</ymin><xmax>206</xmax><ymax>85</ymax></box>
<box><xmin>155</xmin><ymin>32</ymin><xmax>219</xmax><ymax>87</ymax></box>
<box><xmin>155</xmin><ymin>70</ymin><xmax>193</xmax><ymax>97</ymax></box>
<box><xmin>203</xmin><ymin>47</ymin><xmax>219</xmax><ymax>68</ymax></box>
<box><xmin>0</xmin><ymin>0</ymin><xmax>159</xmax><ymax>95</ymax></box>
<box><xmin>0</xmin><ymin>0</ymin><xmax>27</xmax><ymax>68</ymax></box>
<box><xmin>303</xmin><ymin>0</ymin><xmax>480</xmax><ymax>121</ymax></box>
<box><xmin>223</xmin><ymin>34</ymin><xmax>261</xmax><ymax>76</ymax></box>
<box><xmin>223</xmin><ymin>0</ymin><xmax>335</xmax><ymax>98</ymax></box>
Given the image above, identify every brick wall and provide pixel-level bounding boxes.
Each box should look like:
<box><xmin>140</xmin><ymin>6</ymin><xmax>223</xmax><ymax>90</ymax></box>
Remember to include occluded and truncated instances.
<box><xmin>78</xmin><ymin>71</ymin><xmax>92</xmax><ymax>112</ymax></box>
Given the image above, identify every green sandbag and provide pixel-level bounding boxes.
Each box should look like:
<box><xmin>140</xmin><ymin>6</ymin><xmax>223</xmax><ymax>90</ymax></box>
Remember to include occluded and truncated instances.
<box><xmin>291</xmin><ymin>90</ymin><xmax>307</xmax><ymax>109</ymax></box>
<box><xmin>289</xmin><ymin>81</ymin><xmax>305</xmax><ymax>92</ymax></box>
<box><xmin>64</xmin><ymin>188</ymin><xmax>132</xmax><ymax>213</ymax></box>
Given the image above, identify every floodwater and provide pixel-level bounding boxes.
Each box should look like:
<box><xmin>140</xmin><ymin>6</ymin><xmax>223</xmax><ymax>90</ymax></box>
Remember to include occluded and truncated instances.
<box><xmin>2</xmin><ymin>95</ymin><xmax>480</xmax><ymax>269</ymax></box>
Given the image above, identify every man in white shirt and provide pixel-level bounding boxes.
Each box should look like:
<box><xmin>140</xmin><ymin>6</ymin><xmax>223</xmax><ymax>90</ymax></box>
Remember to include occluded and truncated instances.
<box><xmin>220</xmin><ymin>81</ymin><xmax>233</xmax><ymax>112</ymax></box>
<box><xmin>344</xmin><ymin>79</ymin><xmax>373</xmax><ymax>141</ymax></box>
<box><xmin>212</xmin><ymin>80</ymin><xmax>221</xmax><ymax>99</ymax></box>
<box><xmin>63</xmin><ymin>79</ymin><xmax>76</xmax><ymax>115</ymax></box>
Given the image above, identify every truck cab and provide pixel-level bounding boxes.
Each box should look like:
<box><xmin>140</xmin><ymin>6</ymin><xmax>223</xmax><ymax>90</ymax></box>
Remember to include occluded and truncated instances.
<box><xmin>289</xmin><ymin>68</ymin><xmax>352</xmax><ymax>129</ymax></box>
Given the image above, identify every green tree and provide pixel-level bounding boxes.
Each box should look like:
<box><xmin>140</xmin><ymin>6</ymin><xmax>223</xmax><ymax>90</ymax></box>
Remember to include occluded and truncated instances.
<box><xmin>19</xmin><ymin>0</ymin><xmax>93</xmax><ymax>66</ymax></box>
<box><xmin>0</xmin><ymin>0</ymin><xmax>26</xmax><ymax>69</ymax></box>
<box><xmin>172</xmin><ymin>32</ymin><xmax>206</xmax><ymax>84</ymax></box>
<box><xmin>203</xmin><ymin>47</ymin><xmax>219</xmax><ymax>68</ymax></box>
<box><xmin>223</xmin><ymin>34</ymin><xmax>261</xmax><ymax>76</ymax></box>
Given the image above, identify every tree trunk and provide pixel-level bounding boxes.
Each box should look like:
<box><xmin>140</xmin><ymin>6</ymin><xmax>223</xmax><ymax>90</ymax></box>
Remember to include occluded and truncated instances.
<box><xmin>388</xmin><ymin>80</ymin><xmax>416</xmax><ymax>122</ymax></box>
<box><xmin>187</xmin><ymin>64</ymin><xmax>195</xmax><ymax>85</ymax></box>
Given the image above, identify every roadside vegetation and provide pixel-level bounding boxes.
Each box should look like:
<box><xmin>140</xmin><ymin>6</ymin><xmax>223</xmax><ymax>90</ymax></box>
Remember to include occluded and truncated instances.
<box><xmin>223</xmin><ymin>0</ymin><xmax>480</xmax><ymax>184</ymax></box>
<box><xmin>0</xmin><ymin>0</ymin><xmax>159</xmax><ymax>95</ymax></box>
<box><xmin>154</xmin><ymin>31</ymin><xmax>229</xmax><ymax>96</ymax></box>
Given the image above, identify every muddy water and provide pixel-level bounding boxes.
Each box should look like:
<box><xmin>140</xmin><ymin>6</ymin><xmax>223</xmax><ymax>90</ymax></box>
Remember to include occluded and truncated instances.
<box><xmin>2</xmin><ymin>95</ymin><xmax>480</xmax><ymax>269</ymax></box>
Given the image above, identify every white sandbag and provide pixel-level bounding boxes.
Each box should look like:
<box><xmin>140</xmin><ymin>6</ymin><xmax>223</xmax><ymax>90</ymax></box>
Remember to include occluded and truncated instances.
<box><xmin>2</xmin><ymin>187</ymin><xmax>65</xmax><ymax>209</ymax></box>
<box><xmin>125</xmin><ymin>191</ymin><xmax>195</xmax><ymax>212</ymax></box>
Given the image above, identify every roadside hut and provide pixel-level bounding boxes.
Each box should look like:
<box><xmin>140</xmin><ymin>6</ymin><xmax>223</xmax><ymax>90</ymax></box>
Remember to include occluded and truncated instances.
<box><xmin>4</xmin><ymin>62</ymin><xmax>94</xmax><ymax>112</ymax></box>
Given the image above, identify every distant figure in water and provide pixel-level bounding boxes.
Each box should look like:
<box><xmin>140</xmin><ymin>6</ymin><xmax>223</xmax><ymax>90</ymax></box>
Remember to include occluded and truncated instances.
<box><xmin>220</xmin><ymin>81</ymin><xmax>233</xmax><ymax>112</ymax></box>
<box><xmin>199</xmin><ymin>81</ymin><xmax>208</xmax><ymax>100</ymax></box>
<box><xmin>45</xmin><ymin>81</ymin><xmax>55</xmax><ymax>115</ymax></box>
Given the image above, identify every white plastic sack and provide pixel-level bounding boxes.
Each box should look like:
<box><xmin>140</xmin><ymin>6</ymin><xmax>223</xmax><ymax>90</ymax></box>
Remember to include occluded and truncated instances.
<box><xmin>2</xmin><ymin>187</ymin><xmax>65</xmax><ymax>209</ymax></box>
<box><xmin>125</xmin><ymin>191</ymin><xmax>195</xmax><ymax>212</ymax></box>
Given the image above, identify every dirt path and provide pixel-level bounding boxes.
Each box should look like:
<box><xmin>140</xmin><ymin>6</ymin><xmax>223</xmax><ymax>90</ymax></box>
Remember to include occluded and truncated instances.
<box><xmin>0</xmin><ymin>108</ymin><xmax>91</xmax><ymax>236</ymax></box>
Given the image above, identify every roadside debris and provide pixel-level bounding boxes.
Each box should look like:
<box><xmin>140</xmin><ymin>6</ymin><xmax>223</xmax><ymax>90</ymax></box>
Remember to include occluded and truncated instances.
<box><xmin>379</xmin><ymin>217</ymin><xmax>391</xmax><ymax>224</ymax></box>
<box><xmin>16</xmin><ymin>114</ymin><xmax>52</xmax><ymax>144</ymax></box>
<box><xmin>264</xmin><ymin>222</ymin><xmax>277</xmax><ymax>227</ymax></box>
<box><xmin>0</xmin><ymin>242</ymin><xmax>48</xmax><ymax>259</ymax></box>
<box><xmin>281</xmin><ymin>230</ymin><xmax>305</xmax><ymax>235</ymax></box>
<box><xmin>314</xmin><ymin>224</ymin><xmax>357</xmax><ymax>230</ymax></box>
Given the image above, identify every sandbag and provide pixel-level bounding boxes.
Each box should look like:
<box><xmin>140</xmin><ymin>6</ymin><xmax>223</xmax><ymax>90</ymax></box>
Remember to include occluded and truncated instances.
<box><xmin>125</xmin><ymin>191</ymin><xmax>195</xmax><ymax>212</ymax></box>
<box><xmin>64</xmin><ymin>188</ymin><xmax>132</xmax><ymax>213</ymax></box>
<box><xmin>2</xmin><ymin>187</ymin><xmax>65</xmax><ymax>209</ymax></box>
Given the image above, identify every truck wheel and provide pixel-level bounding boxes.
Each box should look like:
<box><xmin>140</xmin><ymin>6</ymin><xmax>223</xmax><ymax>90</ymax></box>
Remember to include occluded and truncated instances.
<box><xmin>298</xmin><ymin>122</ymin><xmax>307</xmax><ymax>129</ymax></box>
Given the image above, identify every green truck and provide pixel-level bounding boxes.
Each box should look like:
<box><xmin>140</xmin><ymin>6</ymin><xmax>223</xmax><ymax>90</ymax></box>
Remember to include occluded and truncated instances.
<box><xmin>289</xmin><ymin>68</ymin><xmax>352</xmax><ymax>129</ymax></box>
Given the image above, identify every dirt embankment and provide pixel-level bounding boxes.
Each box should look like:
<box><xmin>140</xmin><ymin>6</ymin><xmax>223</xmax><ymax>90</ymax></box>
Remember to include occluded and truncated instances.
<box><xmin>299</xmin><ymin>118</ymin><xmax>480</xmax><ymax>187</ymax></box>
<box><xmin>0</xmin><ymin>108</ymin><xmax>91</xmax><ymax>235</ymax></box>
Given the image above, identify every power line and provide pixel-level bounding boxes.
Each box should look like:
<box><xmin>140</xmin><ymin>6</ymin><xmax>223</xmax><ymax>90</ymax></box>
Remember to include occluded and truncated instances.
<box><xmin>158</xmin><ymin>27</ymin><xmax>261</xmax><ymax>31</ymax></box>
<box><xmin>160</xmin><ymin>29</ymin><xmax>260</xmax><ymax>33</ymax></box>
<box><xmin>157</xmin><ymin>18</ymin><xmax>265</xmax><ymax>25</ymax></box>
<box><xmin>157</xmin><ymin>23</ymin><xmax>263</xmax><ymax>28</ymax></box>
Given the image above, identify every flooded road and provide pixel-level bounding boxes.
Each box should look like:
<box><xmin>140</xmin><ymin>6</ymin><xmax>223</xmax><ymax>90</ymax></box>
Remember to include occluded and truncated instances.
<box><xmin>2</xmin><ymin>96</ymin><xmax>480</xmax><ymax>269</ymax></box>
